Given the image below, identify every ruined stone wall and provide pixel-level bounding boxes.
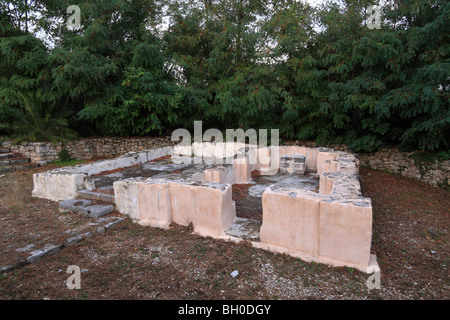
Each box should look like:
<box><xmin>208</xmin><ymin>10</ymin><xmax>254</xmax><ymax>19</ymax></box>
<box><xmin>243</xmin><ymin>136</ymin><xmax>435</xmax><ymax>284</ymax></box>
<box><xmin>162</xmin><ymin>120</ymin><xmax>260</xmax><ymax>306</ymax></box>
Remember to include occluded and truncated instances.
<box><xmin>2</xmin><ymin>137</ymin><xmax>174</xmax><ymax>164</ymax></box>
<box><xmin>284</xmin><ymin>141</ymin><xmax>449</xmax><ymax>187</ymax></box>
<box><xmin>357</xmin><ymin>148</ymin><xmax>449</xmax><ymax>187</ymax></box>
<box><xmin>2</xmin><ymin>138</ymin><xmax>449</xmax><ymax>187</ymax></box>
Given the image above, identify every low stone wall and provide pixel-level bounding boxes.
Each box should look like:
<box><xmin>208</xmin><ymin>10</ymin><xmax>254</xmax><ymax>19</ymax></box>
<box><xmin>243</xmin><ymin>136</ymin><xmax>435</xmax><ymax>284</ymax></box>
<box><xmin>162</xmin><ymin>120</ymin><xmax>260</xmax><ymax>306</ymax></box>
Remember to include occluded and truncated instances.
<box><xmin>284</xmin><ymin>141</ymin><xmax>449</xmax><ymax>187</ymax></box>
<box><xmin>2</xmin><ymin>137</ymin><xmax>174</xmax><ymax>164</ymax></box>
<box><xmin>32</xmin><ymin>147</ymin><xmax>173</xmax><ymax>201</ymax></box>
<box><xmin>357</xmin><ymin>148</ymin><xmax>449</xmax><ymax>187</ymax></box>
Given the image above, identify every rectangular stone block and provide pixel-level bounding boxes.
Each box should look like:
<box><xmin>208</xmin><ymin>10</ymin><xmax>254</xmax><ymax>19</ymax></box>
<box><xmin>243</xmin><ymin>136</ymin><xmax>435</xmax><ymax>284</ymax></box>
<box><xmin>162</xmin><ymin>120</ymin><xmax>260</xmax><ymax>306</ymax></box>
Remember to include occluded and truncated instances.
<box><xmin>260</xmin><ymin>190</ymin><xmax>320</xmax><ymax>255</ymax></box>
<box><xmin>113</xmin><ymin>179</ymin><xmax>139</xmax><ymax>220</ymax></box>
<box><xmin>32</xmin><ymin>172</ymin><xmax>86</xmax><ymax>201</ymax></box>
<box><xmin>193</xmin><ymin>185</ymin><xmax>236</xmax><ymax>238</ymax></box>
<box><xmin>305</xmin><ymin>148</ymin><xmax>318</xmax><ymax>172</ymax></box>
<box><xmin>204</xmin><ymin>167</ymin><xmax>228</xmax><ymax>184</ymax></box>
<box><xmin>280</xmin><ymin>155</ymin><xmax>306</xmax><ymax>175</ymax></box>
<box><xmin>319</xmin><ymin>200</ymin><xmax>372</xmax><ymax>267</ymax></box>
<box><xmin>168</xmin><ymin>182</ymin><xmax>195</xmax><ymax>227</ymax></box>
<box><xmin>319</xmin><ymin>173</ymin><xmax>335</xmax><ymax>195</ymax></box>
<box><xmin>258</xmin><ymin>147</ymin><xmax>279</xmax><ymax>175</ymax></box>
<box><xmin>78</xmin><ymin>204</ymin><xmax>114</xmax><ymax>218</ymax></box>
<box><xmin>233</xmin><ymin>157</ymin><xmax>252</xmax><ymax>184</ymax></box>
<box><xmin>317</xmin><ymin>148</ymin><xmax>338</xmax><ymax>174</ymax></box>
<box><xmin>138</xmin><ymin>182</ymin><xmax>172</xmax><ymax>229</ymax></box>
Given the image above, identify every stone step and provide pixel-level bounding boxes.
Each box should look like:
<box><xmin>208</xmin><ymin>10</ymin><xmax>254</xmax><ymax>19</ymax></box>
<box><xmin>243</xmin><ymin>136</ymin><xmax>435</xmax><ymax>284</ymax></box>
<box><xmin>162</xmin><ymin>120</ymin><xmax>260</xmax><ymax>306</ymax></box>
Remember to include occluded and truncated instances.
<box><xmin>59</xmin><ymin>199</ymin><xmax>115</xmax><ymax>218</ymax></box>
<box><xmin>0</xmin><ymin>162</ymin><xmax>39</xmax><ymax>174</ymax></box>
<box><xmin>0</xmin><ymin>148</ymin><xmax>11</xmax><ymax>154</ymax></box>
<box><xmin>0</xmin><ymin>153</ymin><xmax>18</xmax><ymax>160</ymax></box>
<box><xmin>0</xmin><ymin>157</ymin><xmax>30</xmax><ymax>166</ymax></box>
<box><xmin>225</xmin><ymin>217</ymin><xmax>262</xmax><ymax>241</ymax></box>
<box><xmin>77</xmin><ymin>190</ymin><xmax>115</xmax><ymax>203</ymax></box>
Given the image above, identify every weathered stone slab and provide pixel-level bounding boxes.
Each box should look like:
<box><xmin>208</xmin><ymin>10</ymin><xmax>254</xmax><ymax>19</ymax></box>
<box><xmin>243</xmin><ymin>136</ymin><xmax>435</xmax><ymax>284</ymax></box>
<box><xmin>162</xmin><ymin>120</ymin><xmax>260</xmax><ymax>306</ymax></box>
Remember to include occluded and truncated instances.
<box><xmin>27</xmin><ymin>250</ymin><xmax>45</xmax><ymax>263</ymax></box>
<box><xmin>260</xmin><ymin>188</ymin><xmax>321</xmax><ymax>255</ymax></box>
<box><xmin>280</xmin><ymin>155</ymin><xmax>306</xmax><ymax>175</ymax></box>
<box><xmin>42</xmin><ymin>244</ymin><xmax>60</xmax><ymax>256</ymax></box>
<box><xmin>59</xmin><ymin>199</ymin><xmax>92</xmax><ymax>212</ymax></box>
<box><xmin>77</xmin><ymin>204</ymin><xmax>114</xmax><ymax>218</ymax></box>
<box><xmin>225</xmin><ymin>217</ymin><xmax>261</xmax><ymax>241</ymax></box>
<box><xmin>138</xmin><ymin>181</ymin><xmax>172</xmax><ymax>229</ymax></box>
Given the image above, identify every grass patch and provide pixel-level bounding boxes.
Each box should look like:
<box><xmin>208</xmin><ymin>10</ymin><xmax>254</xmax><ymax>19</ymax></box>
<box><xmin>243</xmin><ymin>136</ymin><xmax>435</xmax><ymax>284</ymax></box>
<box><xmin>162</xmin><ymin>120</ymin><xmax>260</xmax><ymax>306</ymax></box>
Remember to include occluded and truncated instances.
<box><xmin>52</xmin><ymin>159</ymin><xmax>87</xmax><ymax>167</ymax></box>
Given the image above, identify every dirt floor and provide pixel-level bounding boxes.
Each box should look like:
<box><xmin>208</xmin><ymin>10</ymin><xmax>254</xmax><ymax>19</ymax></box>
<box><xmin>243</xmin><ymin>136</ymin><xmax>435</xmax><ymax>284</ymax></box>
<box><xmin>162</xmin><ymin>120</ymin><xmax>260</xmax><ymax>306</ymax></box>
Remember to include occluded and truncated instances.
<box><xmin>0</xmin><ymin>164</ymin><xmax>448</xmax><ymax>300</ymax></box>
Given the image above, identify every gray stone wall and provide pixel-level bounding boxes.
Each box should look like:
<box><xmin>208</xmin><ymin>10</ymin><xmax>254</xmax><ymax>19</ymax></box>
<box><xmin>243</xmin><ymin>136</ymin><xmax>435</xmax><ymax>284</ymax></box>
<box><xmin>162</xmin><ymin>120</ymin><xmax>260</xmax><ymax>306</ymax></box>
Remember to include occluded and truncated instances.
<box><xmin>2</xmin><ymin>137</ymin><xmax>174</xmax><ymax>165</ymax></box>
<box><xmin>283</xmin><ymin>142</ymin><xmax>449</xmax><ymax>187</ymax></box>
<box><xmin>357</xmin><ymin>148</ymin><xmax>449</xmax><ymax>187</ymax></box>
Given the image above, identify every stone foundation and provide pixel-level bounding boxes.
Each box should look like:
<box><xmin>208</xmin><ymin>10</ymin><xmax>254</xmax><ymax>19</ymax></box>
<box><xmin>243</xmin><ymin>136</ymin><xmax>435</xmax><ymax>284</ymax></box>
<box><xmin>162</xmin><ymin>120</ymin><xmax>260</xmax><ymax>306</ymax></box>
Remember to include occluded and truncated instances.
<box><xmin>32</xmin><ymin>142</ymin><xmax>378</xmax><ymax>273</ymax></box>
<box><xmin>4</xmin><ymin>138</ymin><xmax>448</xmax><ymax>187</ymax></box>
<box><xmin>2</xmin><ymin>137</ymin><xmax>174</xmax><ymax>165</ymax></box>
<box><xmin>32</xmin><ymin>147</ymin><xmax>172</xmax><ymax>201</ymax></box>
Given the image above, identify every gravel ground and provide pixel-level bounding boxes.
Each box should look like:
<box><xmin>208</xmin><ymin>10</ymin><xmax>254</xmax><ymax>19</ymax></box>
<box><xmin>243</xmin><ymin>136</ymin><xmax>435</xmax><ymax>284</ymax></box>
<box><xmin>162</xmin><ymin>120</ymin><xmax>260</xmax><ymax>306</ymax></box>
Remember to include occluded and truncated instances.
<box><xmin>0</xmin><ymin>163</ymin><xmax>448</xmax><ymax>300</ymax></box>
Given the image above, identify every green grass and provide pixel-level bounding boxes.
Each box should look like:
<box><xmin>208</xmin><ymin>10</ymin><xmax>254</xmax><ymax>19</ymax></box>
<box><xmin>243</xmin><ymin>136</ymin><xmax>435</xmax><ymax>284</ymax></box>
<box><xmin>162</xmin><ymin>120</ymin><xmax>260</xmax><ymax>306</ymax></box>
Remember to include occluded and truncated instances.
<box><xmin>52</xmin><ymin>159</ymin><xmax>87</xmax><ymax>167</ymax></box>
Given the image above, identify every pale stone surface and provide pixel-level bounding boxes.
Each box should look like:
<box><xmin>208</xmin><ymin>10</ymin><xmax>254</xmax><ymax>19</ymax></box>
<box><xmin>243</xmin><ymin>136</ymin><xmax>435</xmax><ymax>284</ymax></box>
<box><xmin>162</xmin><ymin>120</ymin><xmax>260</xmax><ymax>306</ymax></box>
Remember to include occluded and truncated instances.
<box><xmin>319</xmin><ymin>173</ymin><xmax>335</xmax><ymax>195</ymax></box>
<box><xmin>225</xmin><ymin>217</ymin><xmax>262</xmax><ymax>241</ymax></box>
<box><xmin>260</xmin><ymin>188</ymin><xmax>320</xmax><ymax>255</ymax></box>
<box><xmin>16</xmin><ymin>244</ymin><xmax>36</xmax><ymax>252</ymax></box>
<box><xmin>233</xmin><ymin>157</ymin><xmax>252</xmax><ymax>183</ymax></box>
<box><xmin>32</xmin><ymin>172</ymin><xmax>86</xmax><ymax>202</ymax></box>
<box><xmin>280</xmin><ymin>155</ymin><xmax>306</xmax><ymax>175</ymax></box>
<box><xmin>113</xmin><ymin>179</ymin><xmax>140</xmax><ymax>220</ymax></box>
<box><xmin>319</xmin><ymin>199</ymin><xmax>372</xmax><ymax>267</ymax></box>
<box><xmin>204</xmin><ymin>166</ymin><xmax>228</xmax><ymax>184</ymax></box>
<box><xmin>169</xmin><ymin>182</ymin><xmax>195</xmax><ymax>226</ymax></box>
<box><xmin>32</xmin><ymin>147</ymin><xmax>172</xmax><ymax>202</ymax></box>
<box><xmin>42</xmin><ymin>244</ymin><xmax>60</xmax><ymax>255</ymax></box>
<box><xmin>316</xmin><ymin>148</ymin><xmax>338</xmax><ymax>174</ymax></box>
<box><xmin>138</xmin><ymin>181</ymin><xmax>172</xmax><ymax>229</ymax></box>
<box><xmin>27</xmin><ymin>250</ymin><xmax>45</xmax><ymax>263</ymax></box>
<box><xmin>59</xmin><ymin>199</ymin><xmax>92</xmax><ymax>212</ymax></box>
<box><xmin>193</xmin><ymin>184</ymin><xmax>236</xmax><ymax>238</ymax></box>
<box><xmin>78</xmin><ymin>204</ymin><xmax>114</xmax><ymax>218</ymax></box>
<box><xmin>64</xmin><ymin>235</ymin><xmax>83</xmax><ymax>247</ymax></box>
<box><xmin>256</xmin><ymin>147</ymin><xmax>271</xmax><ymax>173</ymax></box>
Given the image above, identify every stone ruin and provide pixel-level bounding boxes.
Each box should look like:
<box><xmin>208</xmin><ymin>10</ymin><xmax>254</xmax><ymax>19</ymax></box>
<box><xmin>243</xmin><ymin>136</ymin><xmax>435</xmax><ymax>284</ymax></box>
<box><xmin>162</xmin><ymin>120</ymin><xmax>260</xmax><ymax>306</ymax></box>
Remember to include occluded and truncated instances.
<box><xmin>32</xmin><ymin>143</ymin><xmax>378</xmax><ymax>273</ymax></box>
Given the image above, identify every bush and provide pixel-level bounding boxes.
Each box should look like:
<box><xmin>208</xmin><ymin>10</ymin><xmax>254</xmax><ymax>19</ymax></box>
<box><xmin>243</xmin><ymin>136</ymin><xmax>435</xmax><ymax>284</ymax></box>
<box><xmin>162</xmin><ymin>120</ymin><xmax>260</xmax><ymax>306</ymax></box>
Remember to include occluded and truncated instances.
<box><xmin>57</xmin><ymin>148</ymin><xmax>73</xmax><ymax>162</ymax></box>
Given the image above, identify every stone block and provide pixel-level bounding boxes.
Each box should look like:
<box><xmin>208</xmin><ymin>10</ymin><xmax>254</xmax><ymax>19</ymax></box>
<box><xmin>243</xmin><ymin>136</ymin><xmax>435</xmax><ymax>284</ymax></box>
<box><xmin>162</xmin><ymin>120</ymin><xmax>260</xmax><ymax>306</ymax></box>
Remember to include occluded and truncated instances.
<box><xmin>193</xmin><ymin>184</ymin><xmax>236</xmax><ymax>238</ymax></box>
<box><xmin>204</xmin><ymin>166</ymin><xmax>228</xmax><ymax>184</ymax></box>
<box><xmin>59</xmin><ymin>199</ymin><xmax>92</xmax><ymax>212</ymax></box>
<box><xmin>42</xmin><ymin>244</ymin><xmax>60</xmax><ymax>256</ymax></box>
<box><xmin>77</xmin><ymin>204</ymin><xmax>114</xmax><ymax>218</ymax></box>
<box><xmin>113</xmin><ymin>179</ymin><xmax>139</xmax><ymax>220</ymax></box>
<box><xmin>27</xmin><ymin>250</ymin><xmax>45</xmax><ymax>263</ymax></box>
<box><xmin>280</xmin><ymin>155</ymin><xmax>306</xmax><ymax>175</ymax></box>
<box><xmin>233</xmin><ymin>157</ymin><xmax>252</xmax><ymax>183</ymax></box>
<box><xmin>317</xmin><ymin>148</ymin><xmax>338</xmax><ymax>174</ymax></box>
<box><xmin>318</xmin><ymin>199</ymin><xmax>372</xmax><ymax>267</ymax></box>
<box><xmin>138</xmin><ymin>182</ymin><xmax>172</xmax><ymax>229</ymax></box>
<box><xmin>168</xmin><ymin>182</ymin><xmax>195</xmax><ymax>227</ymax></box>
<box><xmin>260</xmin><ymin>189</ymin><xmax>320</xmax><ymax>255</ymax></box>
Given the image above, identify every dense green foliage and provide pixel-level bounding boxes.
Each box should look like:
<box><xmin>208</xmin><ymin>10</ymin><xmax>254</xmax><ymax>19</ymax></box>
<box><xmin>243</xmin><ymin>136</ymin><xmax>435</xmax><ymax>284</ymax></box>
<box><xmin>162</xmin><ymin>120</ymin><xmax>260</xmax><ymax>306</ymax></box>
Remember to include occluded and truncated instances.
<box><xmin>0</xmin><ymin>0</ymin><xmax>448</xmax><ymax>152</ymax></box>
